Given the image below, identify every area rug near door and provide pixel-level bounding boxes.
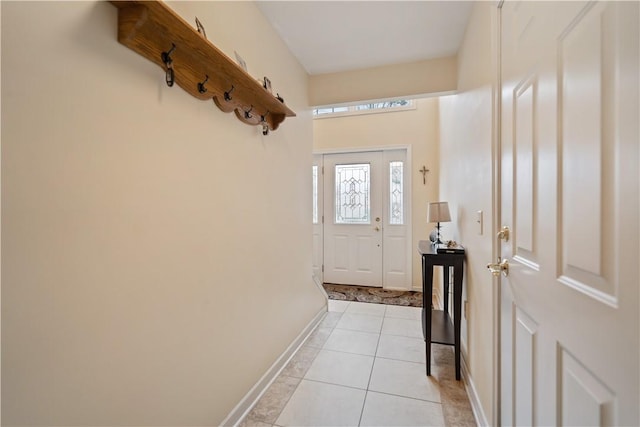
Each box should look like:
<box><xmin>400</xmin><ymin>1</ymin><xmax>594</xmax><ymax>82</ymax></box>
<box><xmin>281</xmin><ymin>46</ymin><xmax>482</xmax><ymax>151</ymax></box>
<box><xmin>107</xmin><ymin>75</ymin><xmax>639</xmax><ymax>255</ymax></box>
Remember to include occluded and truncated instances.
<box><xmin>323</xmin><ymin>283</ymin><xmax>423</xmax><ymax>307</ymax></box>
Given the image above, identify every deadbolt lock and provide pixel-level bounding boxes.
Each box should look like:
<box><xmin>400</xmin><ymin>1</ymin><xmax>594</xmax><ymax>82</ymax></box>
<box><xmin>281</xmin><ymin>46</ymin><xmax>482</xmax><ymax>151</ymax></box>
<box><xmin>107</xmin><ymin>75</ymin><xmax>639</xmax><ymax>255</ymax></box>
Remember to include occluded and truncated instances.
<box><xmin>497</xmin><ymin>226</ymin><xmax>510</xmax><ymax>242</ymax></box>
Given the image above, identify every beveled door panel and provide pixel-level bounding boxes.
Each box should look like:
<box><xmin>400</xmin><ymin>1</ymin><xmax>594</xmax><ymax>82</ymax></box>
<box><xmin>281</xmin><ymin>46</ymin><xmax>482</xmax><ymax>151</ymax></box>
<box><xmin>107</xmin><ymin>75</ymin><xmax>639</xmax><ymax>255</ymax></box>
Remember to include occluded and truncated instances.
<box><xmin>557</xmin><ymin>2</ymin><xmax>621</xmax><ymax>306</ymax></box>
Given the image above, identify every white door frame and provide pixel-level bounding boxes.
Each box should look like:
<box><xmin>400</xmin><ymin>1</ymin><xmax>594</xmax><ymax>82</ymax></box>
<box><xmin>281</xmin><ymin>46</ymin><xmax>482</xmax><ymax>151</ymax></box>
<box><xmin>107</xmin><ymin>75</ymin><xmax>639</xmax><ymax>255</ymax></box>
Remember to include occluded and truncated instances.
<box><xmin>313</xmin><ymin>145</ymin><xmax>413</xmax><ymax>290</ymax></box>
<box><xmin>312</xmin><ymin>154</ymin><xmax>324</xmax><ymax>287</ymax></box>
<box><xmin>491</xmin><ymin>2</ymin><xmax>503</xmax><ymax>425</ymax></box>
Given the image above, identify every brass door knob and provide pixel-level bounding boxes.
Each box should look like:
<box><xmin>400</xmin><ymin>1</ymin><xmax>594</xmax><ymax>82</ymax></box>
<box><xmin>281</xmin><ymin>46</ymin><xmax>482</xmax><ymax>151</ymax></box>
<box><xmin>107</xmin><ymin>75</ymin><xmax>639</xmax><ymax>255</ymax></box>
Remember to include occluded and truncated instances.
<box><xmin>487</xmin><ymin>258</ymin><xmax>509</xmax><ymax>276</ymax></box>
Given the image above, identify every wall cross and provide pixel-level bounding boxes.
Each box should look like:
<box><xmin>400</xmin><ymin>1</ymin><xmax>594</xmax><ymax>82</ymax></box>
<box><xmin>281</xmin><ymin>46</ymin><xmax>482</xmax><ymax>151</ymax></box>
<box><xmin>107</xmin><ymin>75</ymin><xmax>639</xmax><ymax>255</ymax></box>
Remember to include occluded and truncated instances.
<box><xmin>419</xmin><ymin>165</ymin><xmax>430</xmax><ymax>185</ymax></box>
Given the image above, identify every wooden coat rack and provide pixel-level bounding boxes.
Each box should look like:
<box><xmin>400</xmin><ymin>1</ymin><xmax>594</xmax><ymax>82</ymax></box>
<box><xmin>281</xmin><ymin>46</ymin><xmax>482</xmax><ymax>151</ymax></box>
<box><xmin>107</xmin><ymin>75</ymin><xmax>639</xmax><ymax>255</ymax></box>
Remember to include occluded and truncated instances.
<box><xmin>109</xmin><ymin>0</ymin><xmax>296</xmax><ymax>134</ymax></box>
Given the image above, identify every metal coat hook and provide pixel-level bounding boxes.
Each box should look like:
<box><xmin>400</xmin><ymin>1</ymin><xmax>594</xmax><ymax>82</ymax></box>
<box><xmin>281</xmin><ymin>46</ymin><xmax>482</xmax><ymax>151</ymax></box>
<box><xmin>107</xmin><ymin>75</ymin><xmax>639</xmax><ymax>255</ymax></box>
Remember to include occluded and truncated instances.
<box><xmin>224</xmin><ymin>85</ymin><xmax>235</xmax><ymax>101</ymax></box>
<box><xmin>197</xmin><ymin>75</ymin><xmax>209</xmax><ymax>94</ymax></box>
<box><xmin>161</xmin><ymin>43</ymin><xmax>176</xmax><ymax>87</ymax></box>
<box><xmin>161</xmin><ymin>43</ymin><xmax>176</xmax><ymax>66</ymax></box>
<box><xmin>261</xmin><ymin>112</ymin><xmax>270</xmax><ymax>136</ymax></box>
<box><xmin>165</xmin><ymin>68</ymin><xmax>175</xmax><ymax>87</ymax></box>
<box><xmin>195</xmin><ymin>17</ymin><xmax>207</xmax><ymax>39</ymax></box>
<box><xmin>244</xmin><ymin>106</ymin><xmax>253</xmax><ymax>119</ymax></box>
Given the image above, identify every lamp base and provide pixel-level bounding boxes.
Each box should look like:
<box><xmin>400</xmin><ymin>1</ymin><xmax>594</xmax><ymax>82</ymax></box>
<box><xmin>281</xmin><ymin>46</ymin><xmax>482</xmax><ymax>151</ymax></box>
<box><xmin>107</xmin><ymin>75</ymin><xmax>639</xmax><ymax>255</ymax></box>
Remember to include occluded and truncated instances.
<box><xmin>435</xmin><ymin>222</ymin><xmax>444</xmax><ymax>245</ymax></box>
<box><xmin>429</xmin><ymin>223</ymin><xmax>447</xmax><ymax>246</ymax></box>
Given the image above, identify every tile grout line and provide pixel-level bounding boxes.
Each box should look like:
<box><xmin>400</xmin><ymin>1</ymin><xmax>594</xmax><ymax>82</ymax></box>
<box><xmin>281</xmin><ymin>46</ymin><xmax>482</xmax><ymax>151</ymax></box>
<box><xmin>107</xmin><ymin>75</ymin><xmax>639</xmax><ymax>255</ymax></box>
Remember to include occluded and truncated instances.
<box><xmin>374</xmin><ymin>354</ymin><xmax>426</xmax><ymax>365</ymax></box>
<box><xmin>358</xmin><ymin>390</ymin><xmax>370</xmax><ymax>427</ymax></box>
<box><xmin>301</xmin><ymin>377</ymin><xmax>370</xmax><ymax>393</ymax></box>
<box><xmin>248</xmin><ymin>301</ymin><xmax>473</xmax><ymax>427</ymax></box>
<box><xmin>267</xmin><ymin>377</ymin><xmax>301</xmax><ymax>427</ymax></box>
<box><xmin>267</xmin><ymin>322</ymin><xmax>334</xmax><ymax>426</ymax></box>
<box><xmin>363</xmin><ymin>388</ymin><xmax>444</xmax><ymax>405</ymax></box>
<box><xmin>357</xmin><ymin>324</ymin><xmax>383</xmax><ymax>427</ymax></box>
<box><xmin>255</xmin><ymin>307</ymin><xmax>345</xmax><ymax>427</ymax></box>
<box><xmin>290</xmin><ymin>371</ymin><xmax>461</xmax><ymax>406</ymax></box>
<box><xmin>315</xmin><ymin>348</ymin><xmax>377</xmax><ymax>358</ymax></box>
<box><xmin>273</xmin><ymin>302</ymin><xmax>362</xmax><ymax>425</ymax></box>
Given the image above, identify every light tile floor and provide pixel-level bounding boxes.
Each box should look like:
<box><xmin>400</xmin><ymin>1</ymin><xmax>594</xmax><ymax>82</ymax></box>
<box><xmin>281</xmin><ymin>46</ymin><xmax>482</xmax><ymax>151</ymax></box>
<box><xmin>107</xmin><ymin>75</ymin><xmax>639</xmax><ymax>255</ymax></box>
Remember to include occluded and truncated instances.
<box><xmin>238</xmin><ymin>300</ymin><xmax>476</xmax><ymax>427</ymax></box>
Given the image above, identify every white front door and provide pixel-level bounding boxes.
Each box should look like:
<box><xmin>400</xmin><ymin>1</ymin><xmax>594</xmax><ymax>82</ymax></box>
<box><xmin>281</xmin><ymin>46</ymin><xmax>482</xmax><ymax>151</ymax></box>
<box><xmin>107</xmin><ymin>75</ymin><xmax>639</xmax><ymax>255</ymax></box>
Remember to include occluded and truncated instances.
<box><xmin>323</xmin><ymin>151</ymin><xmax>383</xmax><ymax>286</ymax></box>
<box><xmin>499</xmin><ymin>1</ymin><xmax>638</xmax><ymax>425</ymax></box>
<box><xmin>322</xmin><ymin>149</ymin><xmax>411</xmax><ymax>289</ymax></box>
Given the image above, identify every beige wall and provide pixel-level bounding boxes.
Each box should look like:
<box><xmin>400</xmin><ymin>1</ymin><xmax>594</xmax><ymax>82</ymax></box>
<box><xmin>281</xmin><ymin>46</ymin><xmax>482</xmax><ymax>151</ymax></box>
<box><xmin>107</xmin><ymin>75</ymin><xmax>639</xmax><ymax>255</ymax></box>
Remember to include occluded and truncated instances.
<box><xmin>1</xmin><ymin>1</ymin><xmax>325</xmax><ymax>425</ymax></box>
<box><xmin>313</xmin><ymin>99</ymin><xmax>440</xmax><ymax>290</ymax></box>
<box><xmin>438</xmin><ymin>2</ymin><xmax>496</xmax><ymax>423</ymax></box>
<box><xmin>309</xmin><ymin>57</ymin><xmax>457</xmax><ymax>107</ymax></box>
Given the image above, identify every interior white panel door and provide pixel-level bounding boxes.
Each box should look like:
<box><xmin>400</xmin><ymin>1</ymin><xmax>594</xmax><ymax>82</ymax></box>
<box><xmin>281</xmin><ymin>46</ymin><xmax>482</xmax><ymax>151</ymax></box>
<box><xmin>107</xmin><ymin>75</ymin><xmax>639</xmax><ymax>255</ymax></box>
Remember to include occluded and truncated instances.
<box><xmin>323</xmin><ymin>151</ymin><xmax>383</xmax><ymax>287</ymax></box>
<box><xmin>499</xmin><ymin>1</ymin><xmax>638</xmax><ymax>425</ymax></box>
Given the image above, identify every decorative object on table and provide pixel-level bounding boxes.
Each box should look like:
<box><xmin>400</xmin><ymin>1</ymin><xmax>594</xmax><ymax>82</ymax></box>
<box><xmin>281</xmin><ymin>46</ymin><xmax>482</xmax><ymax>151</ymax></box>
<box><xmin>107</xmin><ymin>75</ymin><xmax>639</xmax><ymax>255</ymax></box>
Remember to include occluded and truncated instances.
<box><xmin>195</xmin><ymin>17</ymin><xmax>206</xmax><ymax>39</ymax></box>
<box><xmin>437</xmin><ymin>240</ymin><xmax>465</xmax><ymax>254</ymax></box>
<box><xmin>419</xmin><ymin>165</ymin><xmax>430</xmax><ymax>185</ymax></box>
<box><xmin>427</xmin><ymin>201</ymin><xmax>451</xmax><ymax>245</ymax></box>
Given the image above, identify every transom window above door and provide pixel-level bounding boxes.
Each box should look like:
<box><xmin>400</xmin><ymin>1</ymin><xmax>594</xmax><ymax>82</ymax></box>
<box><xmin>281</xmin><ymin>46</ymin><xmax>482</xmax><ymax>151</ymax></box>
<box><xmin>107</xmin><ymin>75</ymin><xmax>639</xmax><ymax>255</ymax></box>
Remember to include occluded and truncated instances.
<box><xmin>313</xmin><ymin>99</ymin><xmax>415</xmax><ymax>118</ymax></box>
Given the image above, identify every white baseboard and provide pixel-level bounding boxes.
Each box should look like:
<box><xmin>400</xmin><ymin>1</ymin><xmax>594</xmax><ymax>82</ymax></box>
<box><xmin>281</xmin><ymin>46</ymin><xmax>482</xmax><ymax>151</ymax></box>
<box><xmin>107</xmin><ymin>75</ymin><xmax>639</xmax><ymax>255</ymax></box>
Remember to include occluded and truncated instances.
<box><xmin>461</xmin><ymin>352</ymin><xmax>490</xmax><ymax>427</ymax></box>
<box><xmin>312</xmin><ymin>274</ymin><xmax>328</xmax><ymax>298</ymax></box>
<box><xmin>220</xmin><ymin>307</ymin><xmax>327</xmax><ymax>427</ymax></box>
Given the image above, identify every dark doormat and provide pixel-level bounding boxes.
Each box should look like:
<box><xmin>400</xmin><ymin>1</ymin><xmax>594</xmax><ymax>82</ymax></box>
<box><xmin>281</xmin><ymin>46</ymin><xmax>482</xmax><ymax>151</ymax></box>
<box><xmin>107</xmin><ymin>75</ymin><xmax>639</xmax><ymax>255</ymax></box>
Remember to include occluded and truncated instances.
<box><xmin>323</xmin><ymin>283</ymin><xmax>423</xmax><ymax>307</ymax></box>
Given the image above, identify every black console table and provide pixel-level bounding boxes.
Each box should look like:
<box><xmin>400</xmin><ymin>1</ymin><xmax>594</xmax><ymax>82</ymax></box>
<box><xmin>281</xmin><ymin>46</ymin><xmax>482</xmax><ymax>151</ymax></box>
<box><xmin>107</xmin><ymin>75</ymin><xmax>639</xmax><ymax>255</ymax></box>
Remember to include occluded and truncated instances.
<box><xmin>419</xmin><ymin>240</ymin><xmax>465</xmax><ymax>380</ymax></box>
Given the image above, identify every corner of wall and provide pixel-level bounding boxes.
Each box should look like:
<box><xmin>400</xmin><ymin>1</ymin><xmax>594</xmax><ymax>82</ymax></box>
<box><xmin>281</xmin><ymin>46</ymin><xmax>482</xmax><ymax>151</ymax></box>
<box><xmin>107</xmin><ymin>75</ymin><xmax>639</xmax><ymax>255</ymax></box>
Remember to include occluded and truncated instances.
<box><xmin>437</xmin><ymin>1</ymin><xmax>497</xmax><ymax>424</ymax></box>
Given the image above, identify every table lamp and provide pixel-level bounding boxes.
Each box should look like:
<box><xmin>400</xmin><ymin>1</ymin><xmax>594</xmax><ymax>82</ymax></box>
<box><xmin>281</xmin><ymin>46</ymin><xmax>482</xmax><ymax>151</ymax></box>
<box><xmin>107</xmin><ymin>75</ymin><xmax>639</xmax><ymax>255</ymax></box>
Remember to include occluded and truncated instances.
<box><xmin>427</xmin><ymin>201</ymin><xmax>451</xmax><ymax>245</ymax></box>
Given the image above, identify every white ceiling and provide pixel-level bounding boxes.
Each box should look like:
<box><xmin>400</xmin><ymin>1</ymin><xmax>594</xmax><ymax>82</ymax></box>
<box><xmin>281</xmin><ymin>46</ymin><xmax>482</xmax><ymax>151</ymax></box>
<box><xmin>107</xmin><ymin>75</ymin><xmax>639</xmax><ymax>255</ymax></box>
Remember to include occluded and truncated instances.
<box><xmin>257</xmin><ymin>1</ymin><xmax>473</xmax><ymax>75</ymax></box>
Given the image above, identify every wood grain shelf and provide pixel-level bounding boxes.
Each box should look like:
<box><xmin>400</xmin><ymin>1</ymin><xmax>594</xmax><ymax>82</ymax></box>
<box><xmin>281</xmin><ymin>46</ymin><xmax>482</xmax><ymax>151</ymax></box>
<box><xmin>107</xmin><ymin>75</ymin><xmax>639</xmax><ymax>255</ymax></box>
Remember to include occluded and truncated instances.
<box><xmin>110</xmin><ymin>0</ymin><xmax>296</xmax><ymax>133</ymax></box>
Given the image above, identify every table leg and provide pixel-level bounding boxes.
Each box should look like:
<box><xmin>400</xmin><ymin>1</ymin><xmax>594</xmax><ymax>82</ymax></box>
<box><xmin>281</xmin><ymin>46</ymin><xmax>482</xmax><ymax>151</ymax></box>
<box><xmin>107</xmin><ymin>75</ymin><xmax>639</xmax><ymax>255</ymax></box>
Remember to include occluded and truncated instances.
<box><xmin>453</xmin><ymin>260</ymin><xmax>464</xmax><ymax>380</ymax></box>
<box><xmin>423</xmin><ymin>256</ymin><xmax>434</xmax><ymax>376</ymax></box>
<box><xmin>443</xmin><ymin>265</ymin><xmax>450</xmax><ymax>313</ymax></box>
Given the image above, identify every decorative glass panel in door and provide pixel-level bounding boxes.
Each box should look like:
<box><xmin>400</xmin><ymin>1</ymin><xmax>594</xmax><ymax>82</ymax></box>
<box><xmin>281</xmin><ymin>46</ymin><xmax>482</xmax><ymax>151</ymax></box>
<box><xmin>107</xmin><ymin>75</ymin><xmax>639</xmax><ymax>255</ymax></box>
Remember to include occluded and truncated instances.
<box><xmin>389</xmin><ymin>161</ymin><xmax>404</xmax><ymax>225</ymax></box>
<box><xmin>312</xmin><ymin>165</ymin><xmax>318</xmax><ymax>224</ymax></box>
<box><xmin>335</xmin><ymin>163</ymin><xmax>370</xmax><ymax>224</ymax></box>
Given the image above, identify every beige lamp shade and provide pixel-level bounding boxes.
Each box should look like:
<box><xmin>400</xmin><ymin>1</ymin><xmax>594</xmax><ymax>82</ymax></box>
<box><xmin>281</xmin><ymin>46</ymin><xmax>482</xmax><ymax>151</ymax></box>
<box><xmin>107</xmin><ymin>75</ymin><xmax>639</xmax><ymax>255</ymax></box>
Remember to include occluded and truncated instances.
<box><xmin>427</xmin><ymin>202</ymin><xmax>451</xmax><ymax>223</ymax></box>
